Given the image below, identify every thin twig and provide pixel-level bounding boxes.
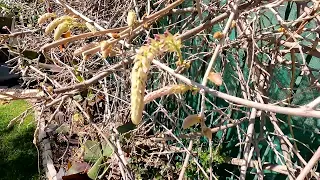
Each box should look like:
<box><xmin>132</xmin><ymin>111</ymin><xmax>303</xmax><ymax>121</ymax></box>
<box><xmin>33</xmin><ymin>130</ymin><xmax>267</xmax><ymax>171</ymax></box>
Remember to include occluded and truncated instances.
<box><xmin>152</xmin><ymin>60</ymin><xmax>320</xmax><ymax>118</ymax></box>
<box><xmin>178</xmin><ymin>140</ymin><xmax>193</xmax><ymax>180</ymax></box>
<box><xmin>240</xmin><ymin>108</ymin><xmax>257</xmax><ymax>180</ymax></box>
<box><xmin>195</xmin><ymin>0</ymin><xmax>202</xmax><ymax>20</ymax></box>
<box><xmin>92</xmin><ymin>124</ymin><xmax>132</xmax><ymax>180</ymax></box>
<box><xmin>40</xmin><ymin>27</ymin><xmax>126</xmax><ymax>51</ymax></box>
<box><xmin>270</xmin><ymin>113</ymin><xmax>319</xmax><ymax>179</ymax></box>
<box><xmin>199</xmin><ymin>1</ymin><xmax>239</xmax><ymax>117</ymax></box>
<box><xmin>296</xmin><ymin>146</ymin><xmax>320</xmax><ymax>180</ymax></box>
<box><xmin>305</xmin><ymin>96</ymin><xmax>320</xmax><ymax>109</ymax></box>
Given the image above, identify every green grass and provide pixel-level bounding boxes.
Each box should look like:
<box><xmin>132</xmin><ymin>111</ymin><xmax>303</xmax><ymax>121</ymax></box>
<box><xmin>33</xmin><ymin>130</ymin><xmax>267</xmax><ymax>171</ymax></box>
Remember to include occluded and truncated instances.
<box><xmin>0</xmin><ymin>100</ymin><xmax>39</xmax><ymax>180</ymax></box>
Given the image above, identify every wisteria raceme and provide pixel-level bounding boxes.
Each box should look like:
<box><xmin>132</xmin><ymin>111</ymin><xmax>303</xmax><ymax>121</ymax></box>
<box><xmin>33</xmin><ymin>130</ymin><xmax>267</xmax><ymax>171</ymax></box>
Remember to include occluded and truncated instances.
<box><xmin>155</xmin><ymin>31</ymin><xmax>183</xmax><ymax>64</ymax></box>
<box><xmin>182</xmin><ymin>114</ymin><xmax>202</xmax><ymax>129</ymax></box>
<box><xmin>131</xmin><ymin>31</ymin><xmax>184</xmax><ymax>125</ymax></box>
<box><xmin>144</xmin><ymin>84</ymin><xmax>194</xmax><ymax>104</ymax></box>
<box><xmin>45</xmin><ymin>15</ymin><xmax>73</xmax><ymax>34</ymax></box>
<box><xmin>127</xmin><ymin>10</ymin><xmax>137</xmax><ymax>28</ymax></box>
<box><xmin>38</xmin><ymin>13</ymin><xmax>56</xmax><ymax>25</ymax></box>
<box><xmin>131</xmin><ymin>46</ymin><xmax>155</xmax><ymax>125</ymax></box>
<box><xmin>54</xmin><ymin>21</ymin><xmax>71</xmax><ymax>40</ymax></box>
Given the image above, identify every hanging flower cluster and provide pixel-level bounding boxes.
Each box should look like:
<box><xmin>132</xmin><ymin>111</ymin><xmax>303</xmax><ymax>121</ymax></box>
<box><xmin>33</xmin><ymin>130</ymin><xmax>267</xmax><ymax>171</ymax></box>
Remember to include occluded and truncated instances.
<box><xmin>131</xmin><ymin>31</ymin><xmax>187</xmax><ymax>125</ymax></box>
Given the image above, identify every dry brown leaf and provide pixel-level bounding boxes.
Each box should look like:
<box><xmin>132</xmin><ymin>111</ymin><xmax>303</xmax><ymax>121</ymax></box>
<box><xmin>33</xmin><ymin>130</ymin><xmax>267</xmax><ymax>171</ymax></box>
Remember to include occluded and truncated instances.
<box><xmin>202</xmin><ymin>126</ymin><xmax>212</xmax><ymax>140</ymax></box>
<box><xmin>213</xmin><ymin>31</ymin><xmax>224</xmax><ymax>39</ymax></box>
<box><xmin>182</xmin><ymin>114</ymin><xmax>202</xmax><ymax>129</ymax></box>
<box><xmin>208</xmin><ymin>72</ymin><xmax>223</xmax><ymax>86</ymax></box>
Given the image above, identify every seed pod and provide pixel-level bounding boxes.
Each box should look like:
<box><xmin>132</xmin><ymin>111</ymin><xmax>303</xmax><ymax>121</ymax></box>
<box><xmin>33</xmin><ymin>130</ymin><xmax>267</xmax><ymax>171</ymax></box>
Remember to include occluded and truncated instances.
<box><xmin>130</xmin><ymin>31</ymin><xmax>185</xmax><ymax>125</ymax></box>
<box><xmin>131</xmin><ymin>46</ymin><xmax>154</xmax><ymax>125</ymax></box>
<box><xmin>85</xmin><ymin>22</ymin><xmax>97</xmax><ymax>32</ymax></box>
<box><xmin>144</xmin><ymin>84</ymin><xmax>192</xmax><ymax>104</ymax></box>
<box><xmin>127</xmin><ymin>10</ymin><xmax>137</xmax><ymax>27</ymax></box>
<box><xmin>45</xmin><ymin>15</ymin><xmax>73</xmax><ymax>34</ymax></box>
<box><xmin>74</xmin><ymin>42</ymin><xmax>99</xmax><ymax>56</ymax></box>
<box><xmin>54</xmin><ymin>21</ymin><xmax>71</xmax><ymax>40</ymax></box>
<box><xmin>213</xmin><ymin>31</ymin><xmax>224</xmax><ymax>39</ymax></box>
<box><xmin>208</xmin><ymin>72</ymin><xmax>223</xmax><ymax>86</ymax></box>
<box><xmin>38</xmin><ymin>13</ymin><xmax>56</xmax><ymax>25</ymax></box>
<box><xmin>182</xmin><ymin>114</ymin><xmax>202</xmax><ymax>129</ymax></box>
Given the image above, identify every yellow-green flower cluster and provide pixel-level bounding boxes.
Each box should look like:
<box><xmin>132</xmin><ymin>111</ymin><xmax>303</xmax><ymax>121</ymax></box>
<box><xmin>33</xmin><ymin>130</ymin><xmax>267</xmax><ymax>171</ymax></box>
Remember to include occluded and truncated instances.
<box><xmin>155</xmin><ymin>31</ymin><xmax>183</xmax><ymax>65</ymax></box>
<box><xmin>131</xmin><ymin>31</ymin><xmax>184</xmax><ymax>125</ymax></box>
<box><xmin>44</xmin><ymin>15</ymin><xmax>74</xmax><ymax>35</ymax></box>
<box><xmin>131</xmin><ymin>46</ymin><xmax>156</xmax><ymax>125</ymax></box>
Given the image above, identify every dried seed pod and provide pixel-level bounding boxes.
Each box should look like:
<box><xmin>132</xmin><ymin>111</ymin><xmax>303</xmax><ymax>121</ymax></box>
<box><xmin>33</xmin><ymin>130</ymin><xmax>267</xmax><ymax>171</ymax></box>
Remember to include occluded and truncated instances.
<box><xmin>213</xmin><ymin>31</ymin><xmax>224</xmax><ymax>39</ymax></box>
<box><xmin>208</xmin><ymin>72</ymin><xmax>223</xmax><ymax>86</ymax></box>
<box><xmin>54</xmin><ymin>21</ymin><xmax>71</xmax><ymax>40</ymax></box>
<box><xmin>85</xmin><ymin>22</ymin><xmax>97</xmax><ymax>32</ymax></box>
<box><xmin>131</xmin><ymin>46</ymin><xmax>154</xmax><ymax>125</ymax></box>
<box><xmin>38</xmin><ymin>13</ymin><xmax>56</xmax><ymax>25</ymax></box>
<box><xmin>45</xmin><ymin>15</ymin><xmax>73</xmax><ymax>34</ymax></box>
<box><xmin>127</xmin><ymin>10</ymin><xmax>137</xmax><ymax>27</ymax></box>
<box><xmin>182</xmin><ymin>114</ymin><xmax>202</xmax><ymax>129</ymax></box>
<box><xmin>74</xmin><ymin>42</ymin><xmax>99</xmax><ymax>56</ymax></box>
<box><xmin>144</xmin><ymin>84</ymin><xmax>192</xmax><ymax>104</ymax></box>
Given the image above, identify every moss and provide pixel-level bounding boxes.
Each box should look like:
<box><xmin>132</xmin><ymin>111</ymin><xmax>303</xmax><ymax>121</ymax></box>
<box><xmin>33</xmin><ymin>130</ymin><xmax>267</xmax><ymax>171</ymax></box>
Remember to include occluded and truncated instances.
<box><xmin>0</xmin><ymin>100</ymin><xmax>39</xmax><ymax>180</ymax></box>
